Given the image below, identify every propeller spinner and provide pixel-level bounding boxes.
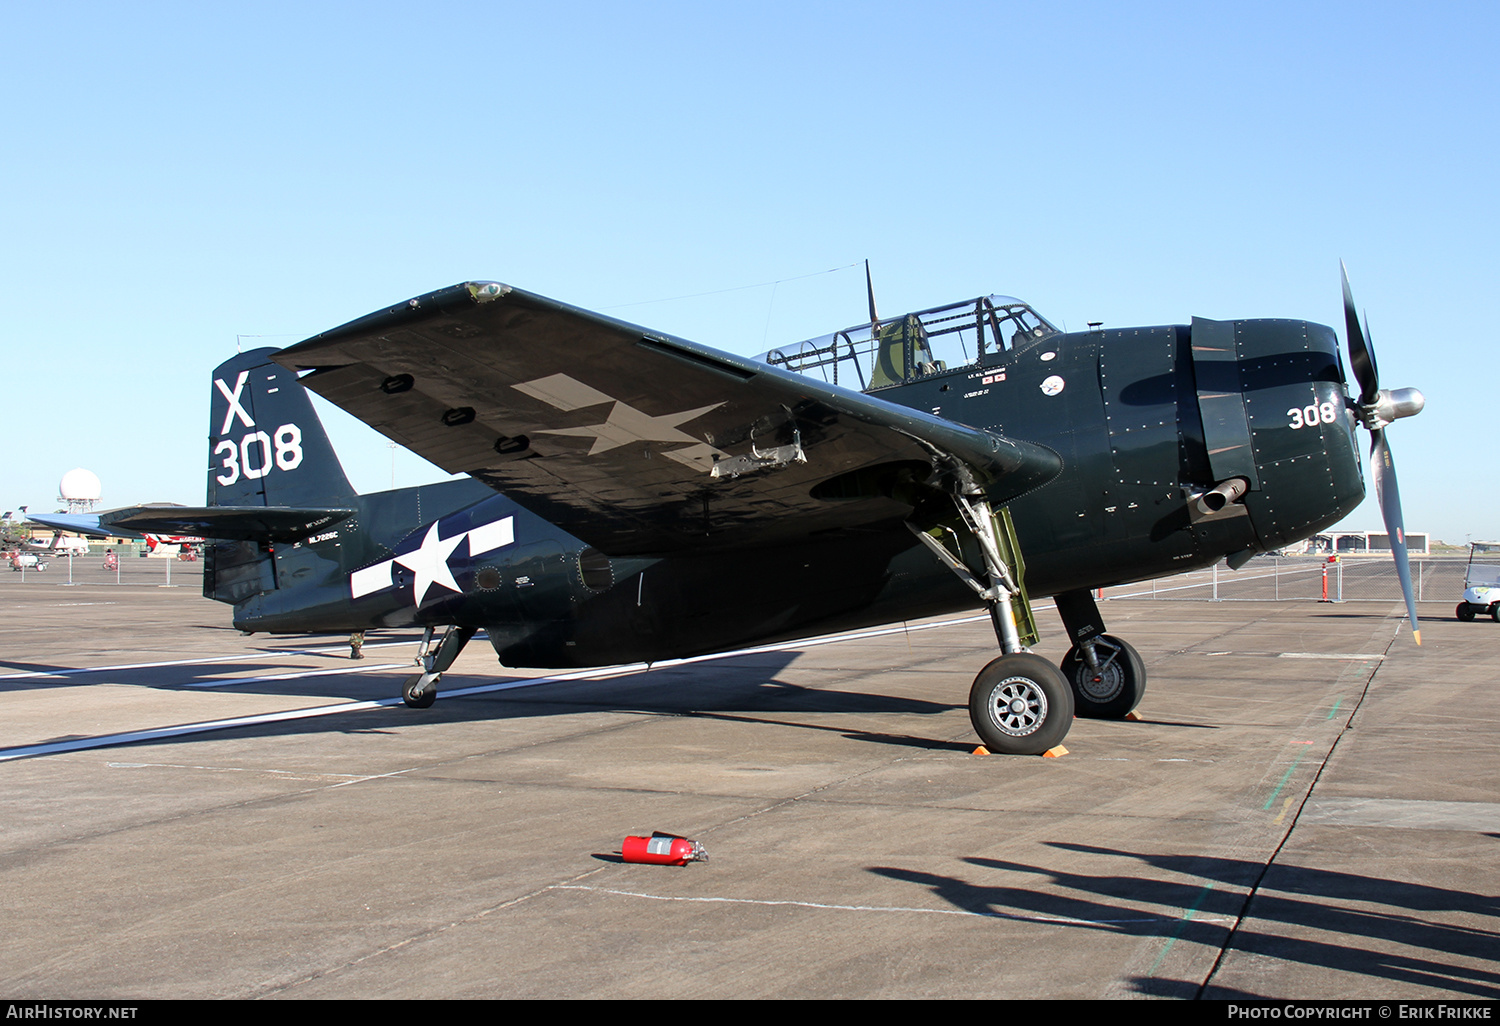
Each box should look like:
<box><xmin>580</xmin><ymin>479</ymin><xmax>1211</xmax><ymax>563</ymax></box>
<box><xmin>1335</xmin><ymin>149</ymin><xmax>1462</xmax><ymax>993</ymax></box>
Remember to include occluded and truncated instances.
<box><xmin>1340</xmin><ymin>261</ymin><xmax>1426</xmax><ymax>644</ymax></box>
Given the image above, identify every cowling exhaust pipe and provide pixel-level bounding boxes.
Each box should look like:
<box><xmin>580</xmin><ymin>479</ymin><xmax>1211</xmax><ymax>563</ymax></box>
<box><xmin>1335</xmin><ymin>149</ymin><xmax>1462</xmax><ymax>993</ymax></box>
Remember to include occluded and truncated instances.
<box><xmin>1195</xmin><ymin>477</ymin><xmax>1248</xmax><ymax>517</ymax></box>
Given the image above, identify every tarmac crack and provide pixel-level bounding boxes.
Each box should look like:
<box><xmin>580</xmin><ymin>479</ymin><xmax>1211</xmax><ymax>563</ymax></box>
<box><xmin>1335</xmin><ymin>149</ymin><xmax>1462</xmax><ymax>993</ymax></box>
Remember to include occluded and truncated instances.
<box><xmin>253</xmin><ymin>867</ymin><xmax>615</xmax><ymax>997</ymax></box>
<box><xmin>1192</xmin><ymin>618</ymin><xmax>1399</xmax><ymax>998</ymax></box>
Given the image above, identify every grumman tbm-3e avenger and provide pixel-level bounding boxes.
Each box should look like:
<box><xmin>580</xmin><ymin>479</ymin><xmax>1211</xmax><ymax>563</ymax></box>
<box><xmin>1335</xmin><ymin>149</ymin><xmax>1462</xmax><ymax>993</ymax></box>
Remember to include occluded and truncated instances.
<box><xmin>36</xmin><ymin>265</ymin><xmax>1425</xmax><ymax>755</ymax></box>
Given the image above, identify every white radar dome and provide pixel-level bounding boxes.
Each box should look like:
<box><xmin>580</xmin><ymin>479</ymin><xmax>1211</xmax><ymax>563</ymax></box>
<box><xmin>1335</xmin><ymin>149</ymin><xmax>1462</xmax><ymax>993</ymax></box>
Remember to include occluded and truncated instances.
<box><xmin>59</xmin><ymin>468</ymin><xmax>102</xmax><ymax>501</ymax></box>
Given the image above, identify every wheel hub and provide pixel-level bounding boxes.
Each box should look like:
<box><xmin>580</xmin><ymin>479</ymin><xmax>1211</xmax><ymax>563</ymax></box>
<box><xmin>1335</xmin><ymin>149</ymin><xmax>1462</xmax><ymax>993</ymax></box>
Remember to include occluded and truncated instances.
<box><xmin>1078</xmin><ymin>663</ymin><xmax>1123</xmax><ymax>702</ymax></box>
<box><xmin>989</xmin><ymin>677</ymin><xmax>1047</xmax><ymax>736</ymax></box>
<box><xmin>1073</xmin><ymin>643</ymin><xmax>1124</xmax><ymax>702</ymax></box>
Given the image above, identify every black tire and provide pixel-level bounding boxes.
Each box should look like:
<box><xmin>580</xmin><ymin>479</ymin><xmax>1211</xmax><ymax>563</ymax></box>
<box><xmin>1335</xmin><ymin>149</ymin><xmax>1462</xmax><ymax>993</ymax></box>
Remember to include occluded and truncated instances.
<box><xmin>969</xmin><ymin>652</ymin><xmax>1074</xmax><ymax>755</ymax></box>
<box><xmin>1492</xmin><ymin>605</ymin><xmax>1500</xmax><ymax>624</ymax></box>
<box><xmin>1457</xmin><ymin>603</ymin><xmax>1475</xmax><ymax>622</ymax></box>
<box><xmin>1060</xmin><ymin>635</ymin><xmax>1146</xmax><ymax>719</ymax></box>
<box><xmin>402</xmin><ymin>673</ymin><xmax>437</xmax><ymax>709</ymax></box>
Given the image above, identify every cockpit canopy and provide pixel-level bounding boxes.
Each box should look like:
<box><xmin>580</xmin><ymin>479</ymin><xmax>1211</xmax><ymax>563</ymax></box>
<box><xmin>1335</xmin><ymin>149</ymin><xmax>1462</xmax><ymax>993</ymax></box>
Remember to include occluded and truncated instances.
<box><xmin>758</xmin><ymin>295</ymin><xmax>1059</xmax><ymax>392</ymax></box>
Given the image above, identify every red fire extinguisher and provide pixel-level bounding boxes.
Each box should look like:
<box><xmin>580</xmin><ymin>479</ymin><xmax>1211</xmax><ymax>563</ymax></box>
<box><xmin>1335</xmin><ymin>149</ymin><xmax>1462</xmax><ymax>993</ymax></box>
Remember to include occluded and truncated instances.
<box><xmin>622</xmin><ymin>832</ymin><xmax>708</xmax><ymax>865</ymax></box>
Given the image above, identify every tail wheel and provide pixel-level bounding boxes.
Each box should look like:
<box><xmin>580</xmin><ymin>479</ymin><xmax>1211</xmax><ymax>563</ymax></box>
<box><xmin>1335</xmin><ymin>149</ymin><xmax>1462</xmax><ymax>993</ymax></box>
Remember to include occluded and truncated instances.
<box><xmin>402</xmin><ymin>673</ymin><xmax>437</xmax><ymax>709</ymax></box>
<box><xmin>1060</xmin><ymin>635</ymin><xmax>1146</xmax><ymax>719</ymax></box>
<box><xmin>969</xmin><ymin>653</ymin><xmax>1074</xmax><ymax>755</ymax></box>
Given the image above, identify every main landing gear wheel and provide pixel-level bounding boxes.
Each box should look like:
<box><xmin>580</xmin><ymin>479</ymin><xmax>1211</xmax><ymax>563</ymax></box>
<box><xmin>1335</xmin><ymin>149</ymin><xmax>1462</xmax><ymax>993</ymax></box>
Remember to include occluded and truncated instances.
<box><xmin>1456</xmin><ymin>603</ymin><xmax>1475</xmax><ymax>622</ymax></box>
<box><xmin>402</xmin><ymin>673</ymin><xmax>437</xmax><ymax>709</ymax></box>
<box><xmin>1060</xmin><ymin>635</ymin><xmax>1146</xmax><ymax>719</ymax></box>
<box><xmin>969</xmin><ymin>652</ymin><xmax>1074</xmax><ymax>755</ymax></box>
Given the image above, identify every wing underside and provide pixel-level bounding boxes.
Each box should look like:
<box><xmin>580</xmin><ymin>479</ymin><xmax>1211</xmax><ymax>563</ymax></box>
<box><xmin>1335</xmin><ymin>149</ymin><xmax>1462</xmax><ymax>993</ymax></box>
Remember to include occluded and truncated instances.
<box><xmin>275</xmin><ymin>282</ymin><xmax>1060</xmax><ymax>555</ymax></box>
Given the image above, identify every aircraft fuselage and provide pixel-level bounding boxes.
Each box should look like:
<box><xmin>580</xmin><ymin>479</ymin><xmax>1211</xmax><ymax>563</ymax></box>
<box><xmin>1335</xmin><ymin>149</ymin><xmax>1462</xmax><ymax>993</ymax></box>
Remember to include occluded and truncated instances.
<box><xmin>219</xmin><ymin>311</ymin><xmax>1365</xmax><ymax>670</ymax></box>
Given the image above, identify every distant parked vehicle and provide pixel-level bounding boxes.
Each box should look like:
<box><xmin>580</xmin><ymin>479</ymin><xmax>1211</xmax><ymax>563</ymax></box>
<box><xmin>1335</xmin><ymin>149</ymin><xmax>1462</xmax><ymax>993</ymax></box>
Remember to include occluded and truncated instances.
<box><xmin>9</xmin><ymin>552</ymin><xmax>48</xmax><ymax>571</ymax></box>
<box><xmin>23</xmin><ymin>535</ymin><xmax>88</xmax><ymax>558</ymax></box>
<box><xmin>1456</xmin><ymin>542</ymin><xmax>1500</xmax><ymax>622</ymax></box>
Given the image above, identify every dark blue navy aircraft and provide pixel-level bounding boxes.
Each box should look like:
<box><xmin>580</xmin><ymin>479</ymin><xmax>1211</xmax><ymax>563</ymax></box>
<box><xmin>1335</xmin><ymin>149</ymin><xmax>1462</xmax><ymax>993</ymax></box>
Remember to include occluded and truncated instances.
<box><xmin>45</xmin><ymin>267</ymin><xmax>1424</xmax><ymax>754</ymax></box>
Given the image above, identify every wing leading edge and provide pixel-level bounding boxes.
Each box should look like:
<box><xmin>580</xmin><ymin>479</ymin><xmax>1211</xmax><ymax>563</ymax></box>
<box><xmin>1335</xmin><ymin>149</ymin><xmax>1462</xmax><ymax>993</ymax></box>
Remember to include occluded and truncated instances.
<box><xmin>274</xmin><ymin>282</ymin><xmax>1060</xmax><ymax>555</ymax></box>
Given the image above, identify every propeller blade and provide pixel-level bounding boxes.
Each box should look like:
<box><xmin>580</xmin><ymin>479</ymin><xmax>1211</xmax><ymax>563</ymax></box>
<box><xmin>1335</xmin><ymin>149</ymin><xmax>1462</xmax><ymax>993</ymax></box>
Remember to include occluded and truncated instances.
<box><xmin>1369</xmin><ymin>429</ymin><xmax>1421</xmax><ymax>645</ymax></box>
<box><xmin>1341</xmin><ymin>260</ymin><xmax>1379</xmax><ymax>405</ymax></box>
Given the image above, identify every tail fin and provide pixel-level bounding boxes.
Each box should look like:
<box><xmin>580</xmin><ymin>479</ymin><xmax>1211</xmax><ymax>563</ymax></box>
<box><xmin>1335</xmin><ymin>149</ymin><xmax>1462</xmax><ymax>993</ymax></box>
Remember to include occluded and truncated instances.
<box><xmin>208</xmin><ymin>348</ymin><xmax>356</xmax><ymax>508</ymax></box>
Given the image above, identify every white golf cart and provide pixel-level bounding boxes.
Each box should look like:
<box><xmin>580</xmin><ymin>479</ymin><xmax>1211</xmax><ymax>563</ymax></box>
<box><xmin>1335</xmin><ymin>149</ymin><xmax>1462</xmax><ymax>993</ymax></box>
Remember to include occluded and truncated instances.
<box><xmin>1456</xmin><ymin>541</ymin><xmax>1500</xmax><ymax>622</ymax></box>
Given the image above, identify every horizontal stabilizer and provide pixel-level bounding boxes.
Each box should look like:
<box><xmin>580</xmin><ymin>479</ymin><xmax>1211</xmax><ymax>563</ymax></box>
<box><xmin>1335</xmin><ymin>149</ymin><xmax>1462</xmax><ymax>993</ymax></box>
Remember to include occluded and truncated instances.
<box><xmin>25</xmin><ymin>512</ymin><xmax>130</xmax><ymax>540</ymax></box>
<box><xmin>99</xmin><ymin>505</ymin><xmax>355</xmax><ymax>543</ymax></box>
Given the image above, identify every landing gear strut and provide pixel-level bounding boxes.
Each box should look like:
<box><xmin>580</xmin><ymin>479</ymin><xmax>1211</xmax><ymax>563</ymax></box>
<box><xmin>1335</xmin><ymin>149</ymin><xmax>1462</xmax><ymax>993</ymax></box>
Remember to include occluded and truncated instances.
<box><xmin>402</xmin><ymin>624</ymin><xmax>476</xmax><ymax>708</ymax></box>
<box><xmin>1053</xmin><ymin>589</ymin><xmax>1146</xmax><ymax>719</ymax></box>
<box><xmin>909</xmin><ymin>492</ymin><xmax>1073</xmax><ymax>754</ymax></box>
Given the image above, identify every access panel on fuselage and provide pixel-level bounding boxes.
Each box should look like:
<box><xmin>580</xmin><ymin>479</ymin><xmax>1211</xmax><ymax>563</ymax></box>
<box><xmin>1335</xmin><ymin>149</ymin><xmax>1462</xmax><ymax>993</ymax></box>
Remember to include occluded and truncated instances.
<box><xmin>1091</xmin><ymin>326</ymin><xmax>1199</xmax><ymax>569</ymax></box>
<box><xmin>1099</xmin><ymin>326</ymin><xmax>1182</xmax><ymax>488</ymax></box>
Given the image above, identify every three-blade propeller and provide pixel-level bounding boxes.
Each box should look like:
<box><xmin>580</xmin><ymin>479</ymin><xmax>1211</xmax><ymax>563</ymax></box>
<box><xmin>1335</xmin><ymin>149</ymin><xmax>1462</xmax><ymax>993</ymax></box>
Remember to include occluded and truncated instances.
<box><xmin>1340</xmin><ymin>262</ymin><xmax>1426</xmax><ymax>644</ymax></box>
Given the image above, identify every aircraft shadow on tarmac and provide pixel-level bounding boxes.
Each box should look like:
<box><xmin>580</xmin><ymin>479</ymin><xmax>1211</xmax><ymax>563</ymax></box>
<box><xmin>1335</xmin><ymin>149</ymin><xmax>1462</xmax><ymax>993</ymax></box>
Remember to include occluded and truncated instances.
<box><xmin>0</xmin><ymin>659</ymin><xmax>368</xmax><ymax>693</ymax></box>
<box><xmin>0</xmin><ymin>659</ymin><xmax>90</xmax><ymax>676</ymax></box>
<box><xmin>868</xmin><ymin>840</ymin><xmax>1500</xmax><ymax>999</ymax></box>
<box><xmin>17</xmin><ymin>646</ymin><xmax>972</xmax><ymax>754</ymax></box>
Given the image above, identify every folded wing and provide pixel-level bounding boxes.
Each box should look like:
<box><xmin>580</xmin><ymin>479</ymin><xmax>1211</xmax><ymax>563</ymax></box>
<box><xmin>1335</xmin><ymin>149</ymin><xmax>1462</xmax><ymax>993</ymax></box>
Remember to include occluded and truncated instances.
<box><xmin>275</xmin><ymin>282</ymin><xmax>1060</xmax><ymax>555</ymax></box>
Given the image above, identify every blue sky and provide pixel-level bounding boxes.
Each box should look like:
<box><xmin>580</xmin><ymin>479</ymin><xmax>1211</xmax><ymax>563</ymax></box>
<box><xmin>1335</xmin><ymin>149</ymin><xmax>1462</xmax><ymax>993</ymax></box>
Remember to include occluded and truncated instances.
<box><xmin>2</xmin><ymin>2</ymin><xmax>1494</xmax><ymax>544</ymax></box>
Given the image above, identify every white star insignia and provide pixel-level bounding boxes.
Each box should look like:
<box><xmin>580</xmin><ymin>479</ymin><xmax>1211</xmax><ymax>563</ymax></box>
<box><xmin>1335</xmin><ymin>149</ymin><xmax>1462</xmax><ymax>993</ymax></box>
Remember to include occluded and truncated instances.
<box><xmin>394</xmin><ymin>523</ymin><xmax>466</xmax><ymax>605</ymax></box>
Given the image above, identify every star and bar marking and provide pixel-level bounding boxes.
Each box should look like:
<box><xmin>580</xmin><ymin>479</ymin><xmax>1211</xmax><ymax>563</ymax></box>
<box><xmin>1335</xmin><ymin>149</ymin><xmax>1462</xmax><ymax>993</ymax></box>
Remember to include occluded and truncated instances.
<box><xmin>350</xmin><ymin>515</ymin><xmax>515</xmax><ymax>605</ymax></box>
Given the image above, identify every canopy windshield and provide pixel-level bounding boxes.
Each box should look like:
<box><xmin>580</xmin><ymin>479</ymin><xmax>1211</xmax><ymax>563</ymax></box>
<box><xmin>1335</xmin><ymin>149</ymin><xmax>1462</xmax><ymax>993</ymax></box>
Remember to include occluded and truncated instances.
<box><xmin>758</xmin><ymin>295</ymin><xmax>1058</xmax><ymax>391</ymax></box>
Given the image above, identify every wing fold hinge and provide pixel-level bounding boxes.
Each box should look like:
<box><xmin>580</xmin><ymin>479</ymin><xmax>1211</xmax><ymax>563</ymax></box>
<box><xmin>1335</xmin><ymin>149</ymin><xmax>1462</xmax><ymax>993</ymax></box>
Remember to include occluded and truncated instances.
<box><xmin>710</xmin><ymin>428</ymin><xmax>807</xmax><ymax>479</ymax></box>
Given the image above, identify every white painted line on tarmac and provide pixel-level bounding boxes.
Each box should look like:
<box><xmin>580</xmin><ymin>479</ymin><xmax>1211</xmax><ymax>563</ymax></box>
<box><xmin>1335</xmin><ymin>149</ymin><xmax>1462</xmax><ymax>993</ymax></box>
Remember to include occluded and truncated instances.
<box><xmin>1302</xmin><ymin>797</ymin><xmax>1500</xmax><ymax>832</ymax></box>
<box><xmin>553</xmin><ymin>884</ymin><xmax>1232</xmax><ymax>926</ymax></box>
<box><xmin>1</xmin><ymin>652</ymin><xmax>294</xmax><ymax>680</ymax></box>
<box><xmin>0</xmin><ymin>640</ymin><xmax>424</xmax><ymax>681</ymax></box>
<box><xmin>107</xmin><ymin>760</ymin><xmax>369</xmax><ymax>782</ymax></box>
<box><xmin>1278</xmin><ymin>653</ymin><xmax>1386</xmax><ymax>660</ymax></box>
<box><xmin>0</xmin><ymin>698</ymin><xmax>404</xmax><ymax>762</ymax></box>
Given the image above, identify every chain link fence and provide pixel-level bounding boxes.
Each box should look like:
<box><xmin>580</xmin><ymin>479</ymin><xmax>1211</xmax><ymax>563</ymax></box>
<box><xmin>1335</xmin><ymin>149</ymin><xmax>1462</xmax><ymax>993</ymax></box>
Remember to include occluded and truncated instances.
<box><xmin>2</xmin><ymin>548</ymin><xmax>1474</xmax><ymax>610</ymax></box>
<box><xmin>2</xmin><ymin>547</ymin><xmax>205</xmax><ymax>588</ymax></box>
<box><xmin>1102</xmin><ymin>555</ymin><xmax>1468</xmax><ymax>604</ymax></box>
